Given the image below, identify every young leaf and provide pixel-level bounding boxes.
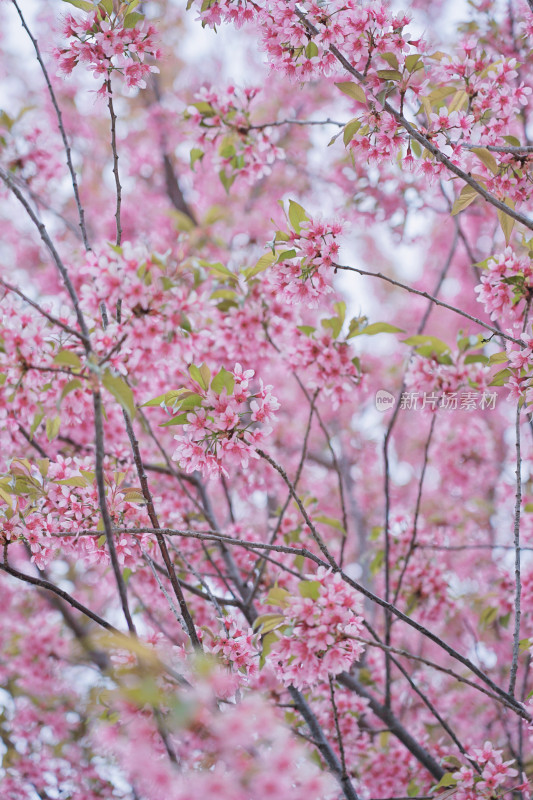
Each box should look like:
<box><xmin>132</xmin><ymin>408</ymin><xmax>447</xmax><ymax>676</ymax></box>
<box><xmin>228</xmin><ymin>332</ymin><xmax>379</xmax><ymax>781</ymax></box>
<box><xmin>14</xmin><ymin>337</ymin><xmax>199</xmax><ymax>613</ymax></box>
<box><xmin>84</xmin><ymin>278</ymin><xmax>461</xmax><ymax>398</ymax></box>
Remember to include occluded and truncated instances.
<box><xmin>497</xmin><ymin>198</ymin><xmax>516</xmax><ymax>245</ymax></box>
<box><xmin>46</xmin><ymin>416</ymin><xmax>61</xmax><ymax>442</ymax></box>
<box><xmin>351</xmin><ymin>322</ymin><xmax>404</xmax><ymax>337</ymax></box>
<box><xmin>288</xmin><ymin>200</ymin><xmax>309</xmax><ymax>233</ymax></box>
<box><xmin>123</xmin><ymin>11</ymin><xmax>144</xmax><ymax>28</ymax></box>
<box><xmin>54</xmin><ymin>350</ymin><xmax>82</xmax><ymax>369</ymax></box>
<box><xmin>489</xmin><ymin>368</ymin><xmax>511</xmax><ymax>387</ymax></box>
<box><xmin>343</xmin><ymin>118</ymin><xmax>361</xmax><ymax>146</ymax></box>
<box><xmin>190</xmin><ymin>148</ymin><xmax>204</xmax><ymax>169</ymax></box>
<box><xmin>211</xmin><ymin>367</ymin><xmax>235</xmax><ymax>395</ymax></box>
<box><xmin>62</xmin><ymin>0</ymin><xmax>95</xmax><ymax>11</ymax></box>
<box><xmin>244</xmin><ymin>251</ymin><xmax>277</xmax><ymax>280</ymax></box>
<box><xmin>102</xmin><ymin>370</ymin><xmax>136</xmax><ymax>419</ymax></box>
<box><xmin>451</xmin><ymin>183</ymin><xmax>479</xmax><ymax>215</ymax></box>
<box><xmin>298</xmin><ymin>580</ymin><xmax>321</xmax><ymax>600</ymax></box>
<box><xmin>189</xmin><ymin>363</ymin><xmax>210</xmax><ymax>390</ymax></box>
<box><xmin>159</xmin><ymin>413</ymin><xmax>190</xmax><ymax>427</ymax></box>
<box><xmin>402</xmin><ymin>335</ymin><xmax>450</xmax><ymax>355</ymax></box>
<box><xmin>471</xmin><ymin>147</ymin><xmax>498</xmax><ymax>176</ymax></box>
<box><xmin>335</xmin><ymin>82</ymin><xmax>367</xmax><ymax>104</ymax></box>
<box><xmin>60</xmin><ymin>379</ymin><xmax>83</xmax><ymax>402</ymax></box>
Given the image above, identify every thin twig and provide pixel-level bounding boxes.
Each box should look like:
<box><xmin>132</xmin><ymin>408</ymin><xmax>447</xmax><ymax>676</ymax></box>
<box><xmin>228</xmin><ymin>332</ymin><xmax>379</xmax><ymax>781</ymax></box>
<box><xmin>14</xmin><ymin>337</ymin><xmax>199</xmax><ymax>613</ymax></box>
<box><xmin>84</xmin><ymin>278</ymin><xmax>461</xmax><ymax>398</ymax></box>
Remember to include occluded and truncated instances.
<box><xmin>11</xmin><ymin>0</ymin><xmax>90</xmax><ymax>250</ymax></box>
<box><xmin>93</xmin><ymin>391</ymin><xmax>136</xmax><ymax>633</ymax></box>
<box><xmin>106</xmin><ymin>78</ymin><xmax>122</xmax><ymax>247</ymax></box>
<box><xmin>0</xmin><ymin>278</ymin><xmax>85</xmax><ymax>342</ymax></box>
<box><xmin>509</xmin><ymin>402</ymin><xmax>522</xmax><ymax>697</ymax></box>
<box><xmin>0</xmin><ymin>166</ymin><xmax>90</xmax><ymax>343</ymax></box>
<box><xmin>393</xmin><ymin>414</ymin><xmax>437</xmax><ymax>605</ymax></box>
<box><xmin>123</xmin><ymin>410</ymin><xmax>201</xmax><ymax>647</ymax></box>
<box><xmin>334</xmin><ymin>263</ymin><xmax>522</xmax><ymax>345</ymax></box>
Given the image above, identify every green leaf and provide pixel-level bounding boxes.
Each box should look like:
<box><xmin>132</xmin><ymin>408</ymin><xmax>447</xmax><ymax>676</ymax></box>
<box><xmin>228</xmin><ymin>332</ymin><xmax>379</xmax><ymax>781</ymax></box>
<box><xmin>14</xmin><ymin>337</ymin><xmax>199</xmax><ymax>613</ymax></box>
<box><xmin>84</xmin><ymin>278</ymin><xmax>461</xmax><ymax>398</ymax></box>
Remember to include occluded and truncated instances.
<box><xmin>100</xmin><ymin>0</ymin><xmax>113</xmax><ymax>14</ymax></box>
<box><xmin>335</xmin><ymin>82</ymin><xmax>367</xmax><ymax>104</ymax></box>
<box><xmin>448</xmin><ymin>89</ymin><xmax>468</xmax><ymax>113</ymax></box>
<box><xmin>343</xmin><ymin>117</ymin><xmax>361</xmax><ymax>146</ymax></box>
<box><xmin>191</xmin><ymin>101</ymin><xmax>215</xmax><ymax>116</ymax></box>
<box><xmin>322</xmin><ymin>316</ymin><xmax>343</xmax><ymax>339</ymax></box>
<box><xmin>451</xmin><ymin>183</ymin><xmax>479</xmax><ymax>215</ymax></box>
<box><xmin>46</xmin><ymin>416</ymin><xmax>61</xmax><ymax>442</ymax></box>
<box><xmin>380</xmin><ymin>52</ymin><xmax>399</xmax><ymax>69</ymax></box>
<box><xmin>123</xmin><ymin>11</ymin><xmax>144</xmax><ymax>28</ymax></box>
<box><xmin>277</xmin><ymin>249</ymin><xmax>297</xmax><ymax>261</ymax></box>
<box><xmin>189</xmin><ymin>363</ymin><xmax>211</xmax><ymax>390</ymax></box>
<box><xmin>259</xmin><ymin>630</ymin><xmax>279</xmax><ymax>668</ymax></box>
<box><xmin>54</xmin><ymin>349</ymin><xmax>82</xmax><ymax>369</ymax></box>
<box><xmin>305</xmin><ymin>41</ymin><xmax>319</xmax><ymax>58</ymax></box>
<box><xmin>121</xmin><ymin>488</ymin><xmax>147</xmax><ymax>504</ymax></box>
<box><xmin>62</xmin><ymin>0</ymin><xmax>95</xmax><ymax>11</ymax></box>
<box><xmin>102</xmin><ymin>370</ymin><xmax>136</xmax><ymax>419</ymax></box>
<box><xmin>405</xmin><ymin>53</ymin><xmax>422</xmax><ymax>72</ymax></box>
<box><xmin>489</xmin><ymin>367</ymin><xmax>511</xmax><ymax>387</ymax></box>
<box><xmin>190</xmin><ymin>148</ymin><xmax>204</xmax><ymax>170</ymax></box>
<box><xmin>218</xmin><ymin>139</ymin><xmax>236</xmax><ymax>159</ymax></box>
<box><xmin>488</xmin><ymin>351</ymin><xmax>507</xmax><ymax>364</ymax></box>
<box><xmin>219</xmin><ymin>169</ymin><xmax>236</xmax><ymax>194</ymax></box>
<box><xmin>463</xmin><ymin>354</ymin><xmax>488</xmax><ymax>364</ymax></box>
<box><xmin>288</xmin><ymin>200</ymin><xmax>309</xmax><ymax>234</ymax></box>
<box><xmin>211</xmin><ymin>367</ymin><xmax>235</xmax><ymax>395</ymax></box>
<box><xmin>60</xmin><ymin>379</ymin><xmax>83</xmax><ymax>401</ymax></box>
<box><xmin>30</xmin><ymin>408</ymin><xmax>44</xmax><ymax>438</ymax></box>
<box><xmin>497</xmin><ymin>198</ymin><xmax>516</xmax><ymax>245</ymax></box>
<box><xmin>159</xmin><ymin>412</ymin><xmax>189</xmax><ymax>427</ymax></box>
<box><xmin>199</xmin><ymin>260</ymin><xmax>238</xmax><ymax>282</ymax></box>
<box><xmin>297</xmin><ymin>325</ymin><xmax>316</xmax><ymax>336</ymax></box>
<box><xmin>244</xmin><ymin>251</ymin><xmax>277</xmax><ymax>280</ymax></box>
<box><xmin>471</xmin><ymin>146</ymin><xmax>498</xmax><ymax>176</ymax></box>
<box><xmin>298</xmin><ymin>580</ymin><xmax>321</xmax><ymax>600</ymax></box>
<box><xmin>253</xmin><ymin>613</ymin><xmax>285</xmax><ymax>634</ymax></box>
<box><xmin>55</xmin><ymin>476</ymin><xmax>88</xmax><ymax>488</ymax></box>
<box><xmin>432</xmin><ymin>773</ymin><xmax>458</xmax><ymax>791</ymax></box>
<box><xmin>314</xmin><ymin>514</ymin><xmax>346</xmax><ymax>533</ymax></box>
<box><xmin>36</xmin><ymin>459</ymin><xmax>49</xmax><ymax>479</ymax></box>
<box><xmin>177</xmin><ymin>392</ymin><xmax>204</xmax><ymax>412</ymax></box>
<box><xmin>264</xmin><ymin>585</ymin><xmax>291</xmax><ymax>608</ymax></box>
<box><xmin>402</xmin><ymin>335</ymin><xmax>450</xmax><ymax>355</ymax></box>
<box><xmin>351</xmin><ymin>322</ymin><xmax>404</xmax><ymax>337</ymax></box>
<box><xmin>376</xmin><ymin>69</ymin><xmax>403</xmax><ymax>81</ymax></box>
<box><xmin>0</xmin><ymin>487</ymin><xmax>12</xmax><ymax>508</ymax></box>
<box><xmin>479</xmin><ymin>605</ymin><xmax>498</xmax><ymax>629</ymax></box>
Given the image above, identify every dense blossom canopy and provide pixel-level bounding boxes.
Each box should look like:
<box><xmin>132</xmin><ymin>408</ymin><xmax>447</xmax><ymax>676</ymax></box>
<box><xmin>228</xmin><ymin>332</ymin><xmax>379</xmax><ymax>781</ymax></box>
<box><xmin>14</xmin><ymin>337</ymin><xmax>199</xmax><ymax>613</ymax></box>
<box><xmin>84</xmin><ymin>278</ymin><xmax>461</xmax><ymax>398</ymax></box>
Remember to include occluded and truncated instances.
<box><xmin>0</xmin><ymin>0</ymin><xmax>533</xmax><ymax>798</ymax></box>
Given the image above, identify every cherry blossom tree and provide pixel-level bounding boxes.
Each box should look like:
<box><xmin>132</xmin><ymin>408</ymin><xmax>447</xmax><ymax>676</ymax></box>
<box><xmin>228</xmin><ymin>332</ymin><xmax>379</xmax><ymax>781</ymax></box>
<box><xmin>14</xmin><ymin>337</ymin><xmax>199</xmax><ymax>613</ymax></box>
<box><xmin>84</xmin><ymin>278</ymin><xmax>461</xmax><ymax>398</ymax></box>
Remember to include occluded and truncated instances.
<box><xmin>0</xmin><ymin>0</ymin><xmax>532</xmax><ymax>797</ymax></box>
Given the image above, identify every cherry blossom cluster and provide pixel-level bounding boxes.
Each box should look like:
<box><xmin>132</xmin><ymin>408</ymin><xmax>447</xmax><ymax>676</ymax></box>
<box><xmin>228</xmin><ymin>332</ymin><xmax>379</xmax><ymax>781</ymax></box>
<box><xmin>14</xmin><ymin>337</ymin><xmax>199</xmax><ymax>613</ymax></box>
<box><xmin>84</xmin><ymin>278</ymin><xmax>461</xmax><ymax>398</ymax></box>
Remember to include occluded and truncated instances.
<box><xmin>405</xmin><ymin>345</ymin><xmax>491</xmax><ymax>400</ymax></box>
<box><xmin>99</xmin><ymin>663</ymin><xmax>337</xmax><ymax>800</ymax></box>
<box><xmin>186</xmin><ymin>85</ymin><xmax>285</xmax><ymax>187</ymax></box>
<box><xmin>1</xmin><ymin>455</ymin><xmax>148</xmax><ymax>569</ymax></box>
<box><xmin>194</xmin><ymin>0</ymin><xmax>412</xmax><ymax>82</ymax></box>
<box><xmin>263</xmin><ymin>568</ymin><xmax>365</xmax><ymax>689</ymax></box>
<box><xmin>504</xmin><ymin>330</ymin><xmax>533</xmax><ymax>407</ymax></box>
<box><xmin>55</xmin><ymin>1</ymin><xmax>161</xmax><ymax>93</ymax></box>
<box><xmin>171</xmin><ymin>363</ymin><xmax>279</xmax><ymax>479</ymax></box>
<box><xmin>289</xmin><ymin>328</ymin><xmax>360</xmax><ymax>409</ymax></box>
<box><xmin>206</xmin><ymin>616</ymin><xmax>259</xmax><ymax>684</ymax></box>
<box><xmin>475</xmin><ymin>248</ymin><xmax>533</xmax><ymax>326</ymax></box>
<box><xmin>269</xmin><ymin>211</ymin><xmax>342</xmax><ymax>307</ymax></box>
<box><xmin>452</xmin><ymin>741</ymin><xmax>519</xmax><ymax>800</ymax></box>
<box><xmin>433</xmin><ymin>42</ymin><xmax>531</xmax><ymax>144</ymax></box>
